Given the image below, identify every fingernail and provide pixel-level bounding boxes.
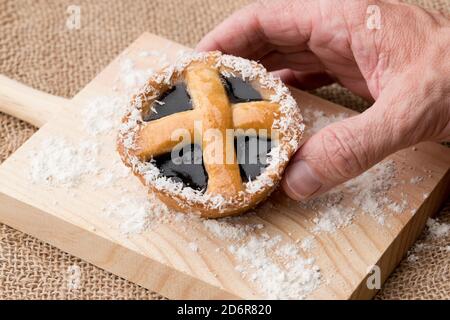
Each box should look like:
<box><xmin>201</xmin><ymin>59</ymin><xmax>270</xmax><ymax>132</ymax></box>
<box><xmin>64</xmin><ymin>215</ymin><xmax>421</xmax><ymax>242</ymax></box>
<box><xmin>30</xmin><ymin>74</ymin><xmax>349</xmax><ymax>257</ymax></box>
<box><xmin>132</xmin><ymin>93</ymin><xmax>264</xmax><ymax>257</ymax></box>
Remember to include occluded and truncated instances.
<box><xmin>283</xmin><ymin>160</ymin><xmax>322</xmax><ymax>200</ymax></box>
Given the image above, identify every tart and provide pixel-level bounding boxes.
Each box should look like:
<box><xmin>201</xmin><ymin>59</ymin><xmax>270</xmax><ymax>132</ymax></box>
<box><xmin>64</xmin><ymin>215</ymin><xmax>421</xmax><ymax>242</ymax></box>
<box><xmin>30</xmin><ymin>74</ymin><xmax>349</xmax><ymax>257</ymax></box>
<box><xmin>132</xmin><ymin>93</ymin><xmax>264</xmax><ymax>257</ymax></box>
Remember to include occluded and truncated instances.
<box><xmin>117</xmin><ymin>51</ymin><xmax>304</xmax><ymax>218</ymax></box>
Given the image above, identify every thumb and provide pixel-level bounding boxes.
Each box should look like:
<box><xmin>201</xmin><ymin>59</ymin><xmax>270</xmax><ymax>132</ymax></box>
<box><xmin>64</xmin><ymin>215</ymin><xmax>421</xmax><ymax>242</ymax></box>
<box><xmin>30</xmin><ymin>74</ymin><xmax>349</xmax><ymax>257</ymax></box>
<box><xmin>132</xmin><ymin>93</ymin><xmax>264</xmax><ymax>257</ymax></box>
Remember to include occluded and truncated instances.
<box><xmin>282</xmin><ymin>92</ymin><xmax>412</xmax><ymax>201</ymax></box>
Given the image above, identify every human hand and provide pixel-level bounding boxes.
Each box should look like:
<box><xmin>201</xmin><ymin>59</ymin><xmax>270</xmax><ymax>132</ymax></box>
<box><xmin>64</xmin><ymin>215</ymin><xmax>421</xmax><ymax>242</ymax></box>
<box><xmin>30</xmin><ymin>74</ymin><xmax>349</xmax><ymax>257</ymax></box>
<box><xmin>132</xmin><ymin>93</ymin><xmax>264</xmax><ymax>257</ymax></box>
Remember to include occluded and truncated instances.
<box><xmin>196</xmin><ymin>0</ymin><xmax>450</xmax><ymax>200</ymax></box>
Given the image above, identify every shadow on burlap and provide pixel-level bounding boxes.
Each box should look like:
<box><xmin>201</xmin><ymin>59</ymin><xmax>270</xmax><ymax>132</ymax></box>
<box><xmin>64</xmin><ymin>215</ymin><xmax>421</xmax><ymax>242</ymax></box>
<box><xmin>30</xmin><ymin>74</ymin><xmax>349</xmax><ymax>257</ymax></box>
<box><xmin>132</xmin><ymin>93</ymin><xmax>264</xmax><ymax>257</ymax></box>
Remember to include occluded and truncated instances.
<box><xmin>0</xmin><ymin>0</ymin><xmax>449</xmax><ymax>299</ymax></box>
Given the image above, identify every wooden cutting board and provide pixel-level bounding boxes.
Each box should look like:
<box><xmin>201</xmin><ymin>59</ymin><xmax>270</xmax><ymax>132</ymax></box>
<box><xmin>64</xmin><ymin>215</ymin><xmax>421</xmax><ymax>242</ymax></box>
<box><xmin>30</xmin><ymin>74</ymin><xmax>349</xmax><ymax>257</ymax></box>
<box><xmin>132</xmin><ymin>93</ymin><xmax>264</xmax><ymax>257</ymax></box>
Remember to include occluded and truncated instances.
<box><xmin>0</xmin><ymin>33</ymin><xmax>449</xmax><ymax>300</ymax></box>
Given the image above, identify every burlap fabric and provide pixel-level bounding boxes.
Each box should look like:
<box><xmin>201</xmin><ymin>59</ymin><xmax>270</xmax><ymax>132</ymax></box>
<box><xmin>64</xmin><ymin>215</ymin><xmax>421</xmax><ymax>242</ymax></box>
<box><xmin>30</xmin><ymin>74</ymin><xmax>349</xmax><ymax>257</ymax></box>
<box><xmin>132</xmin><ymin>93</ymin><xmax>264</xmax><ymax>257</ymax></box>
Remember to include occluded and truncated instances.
<box><xmin>0</xmin><ymin>0</ymin><xmax>449</xmax><ymax>300</ymax></box>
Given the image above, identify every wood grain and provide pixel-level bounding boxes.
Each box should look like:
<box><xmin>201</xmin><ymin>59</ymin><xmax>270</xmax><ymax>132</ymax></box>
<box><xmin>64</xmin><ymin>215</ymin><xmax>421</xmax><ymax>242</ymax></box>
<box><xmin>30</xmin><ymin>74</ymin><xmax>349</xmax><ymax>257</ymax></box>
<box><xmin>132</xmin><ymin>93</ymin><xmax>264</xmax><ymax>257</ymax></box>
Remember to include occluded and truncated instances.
<box><xmin>0</xmin><ymin>33</ymin><xmax>449</xmax><ymax>299</ymax></box>
<box><xmin>0</xmin><ymin>75</ymin><xmax>68</xmax><ymax>127</ymax></box>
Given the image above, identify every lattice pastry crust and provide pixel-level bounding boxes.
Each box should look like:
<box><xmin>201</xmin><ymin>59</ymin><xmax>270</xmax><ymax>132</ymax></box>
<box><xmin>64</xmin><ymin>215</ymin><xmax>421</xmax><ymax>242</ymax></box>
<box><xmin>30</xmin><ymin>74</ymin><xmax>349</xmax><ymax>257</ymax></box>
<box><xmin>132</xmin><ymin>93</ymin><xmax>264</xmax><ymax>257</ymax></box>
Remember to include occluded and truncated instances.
<box><xmin>118</xmin><ymin>51</ymin><xmax>304</xmax><ymax>218</ymax></box>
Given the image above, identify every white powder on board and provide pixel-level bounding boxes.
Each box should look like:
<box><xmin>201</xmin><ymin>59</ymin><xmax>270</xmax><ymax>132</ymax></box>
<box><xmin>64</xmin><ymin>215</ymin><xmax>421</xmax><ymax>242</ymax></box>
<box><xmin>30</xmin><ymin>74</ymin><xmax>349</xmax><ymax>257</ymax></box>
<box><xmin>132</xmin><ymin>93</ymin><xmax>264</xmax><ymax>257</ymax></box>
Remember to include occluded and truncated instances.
<box><xmin>119</xmin><ymin>57</ymin><xmax>154</xmax><ymax>90</ymax></box>
<box><xmin>276</xmin><ymin>243</ymin><xmax>300</xmax><ymax>258</ymax></box>
<box><xmin>304</xmin><ymin>109</ymin><xmax>349</xmax><ymax>134</ymax></box>
<box><xmin>95</xmin><ymin>160</ymin><xmax>131</xmax><ymax>188</ymax></box>
<box><xmin>299</xmin><ymin>236</ymin><xmax>315</xmax><ymax>252</ymax></box>
<box><xmin>103</xmin><ymin>196</ymin><xmax>151</xmax><ymax>234</ymax></box>
<box><xmin>199</xmin><ymin>216</ymin><xmax>321</xmax><ymax>299</ymax></box>
<box><xmin>410</xmin><ymin>176</ymin><xmax>424</xmax><ymax>185</ymax></box>
<box><xmin>102</xmin><ymin>193</ymin><xmax>172</xmax><ymax>234</ymax></box>
<box><xmin>81</xmin><ymin>95</ymin><xmax>128</xmax><ymax>136</ymax></box>
<box><xmin>302</xmin><ymin>159</ymin><xmax>400</xmax><ymax>233</ymax></box>
<box><xmin>387</xmin><ymin>199</ymin><xmax>408</xmax><ymax>214</ymax></box>
<box><xmin>300</xmin><ymin>189</ymin><xmax>354</xmax><ymax>234</ymax></box>
<box><xmin>29</xmin><ymin>138</ymin><xmax>100</xmax><ymax>187</ymax></box>
<box><xmin>202</xmin><ymin>218</ymin><xmax>260</xmax><ymax>242</ymax></box>
<box><xmin>230</xmin><ymin>235</ymin><xmax>320</xmax><ymax>299</ymax></box>
<box><xmin>345</xmin><ymin>159</ymin><xmax>398</xmax><ymax>218</ymax></box>
<box><xmin>312</xmin><ymin>205</ymin><xmax>354</xmax><ymax>233</ymax></box>
<box><xmin>138</xmin><ymin>50</ymin><xmax>170</xmax><ymax>67</ymax></box>
<box><xmin>302</xmin><ymin>109</ymin><xmax>414</xmax><ymax>230</ymax></box>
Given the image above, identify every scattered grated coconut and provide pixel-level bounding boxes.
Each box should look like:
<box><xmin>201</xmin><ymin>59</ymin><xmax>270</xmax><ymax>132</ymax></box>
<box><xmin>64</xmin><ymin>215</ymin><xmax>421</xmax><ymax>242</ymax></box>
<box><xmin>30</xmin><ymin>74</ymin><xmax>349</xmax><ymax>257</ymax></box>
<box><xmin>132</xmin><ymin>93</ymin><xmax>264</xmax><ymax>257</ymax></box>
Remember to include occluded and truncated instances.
<box><xmin>302</xmin><ymin>160</ymin><xmax>400</xmax><ymax>233</ymax></box>
<box><xmin>388</xmin><ymin>199</ymin><xmax>408</xmax><ymax>214</ymax></box>
<box><xmin>312</xmin><ymin>206</ymin><xmax>354</xmax><ymax>233</ymax></box>
<box><xmin>81</xmin><ymin>95</ymin><xmax>128</xmax><ymax>136</ymax></box>
<box><xmin>138</xmin><ymin>50</ymin><xmax>170</xmax><ymax>67</ymax></box>
<box><xmin>426</xmin><ymin>218</ymin><xmax>450</xmax><ymax>239</ymax></box>
<box><xmin>276</xmin><ymin>243</ymin><xmax>300</xmax><ymax>258</ymax></box>
<box><xmin>102</xmin><ymin>194</ymin><xmax>171</xmax><ymax>234</ymax></box>
<box><xmin>410</xmin><ymin>176</ymin><xmax>424</xmax><ymax>185</ymax></box>
<box><xmin>405</xmin><ymin>242</ymin><xmax>427</xmax><ymax>264</ymax></box>
<box><xmin>345</xmin><ymin>159</ymin><xmax>398</xmax><ymax>224</ymax></box>
<box><xmin>201</xmin><ymin>216</ymin><xmax>321</xmax><ymax>299</ymax></box>
<box><xmin>406</xmin><ymin>254</ymin><xmax>419</xmax><ymax>263</ymax></box>
<box><xmin>202</xmin><ymin>218</ymin><xmax>259</xmax><ymax>242</ymax></box>
<box><xmin>304</xmin><ymin>109</ymin><xmax>349</xmax><ymax>134</ymax></box>
<box><xmin>29</xmin><ymin>138</ymin><xmax>100</xmax><ymax>187</ymax></box>
<box><xmin>230</xmin><ymin>236</ymin><xmax>320</xmax><ymax>299</ymax></box>
<box><xmin>300</xmin><ymin>190</ymin><xmax>355</xmax><ymax>233</ymax></box>
<box><xmin>299</xmin><ymin>236</ymin><xmax>315</xmax><ymax>252</ymax></box>
<box><xmin>119</xmin><ymin>57</ymin><xmax>154</xmax><ymax>91</ymax></box>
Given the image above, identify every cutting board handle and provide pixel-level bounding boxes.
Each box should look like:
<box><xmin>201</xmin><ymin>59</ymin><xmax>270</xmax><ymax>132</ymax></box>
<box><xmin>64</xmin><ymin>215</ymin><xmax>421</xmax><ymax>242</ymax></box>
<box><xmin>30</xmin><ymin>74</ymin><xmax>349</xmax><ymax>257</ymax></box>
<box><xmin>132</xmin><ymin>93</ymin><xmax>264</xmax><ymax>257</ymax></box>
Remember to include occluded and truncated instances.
<box><xmin>0</xmin><ymin>75</ymin><xmax>68</xmax><ymax>127</ymax></box>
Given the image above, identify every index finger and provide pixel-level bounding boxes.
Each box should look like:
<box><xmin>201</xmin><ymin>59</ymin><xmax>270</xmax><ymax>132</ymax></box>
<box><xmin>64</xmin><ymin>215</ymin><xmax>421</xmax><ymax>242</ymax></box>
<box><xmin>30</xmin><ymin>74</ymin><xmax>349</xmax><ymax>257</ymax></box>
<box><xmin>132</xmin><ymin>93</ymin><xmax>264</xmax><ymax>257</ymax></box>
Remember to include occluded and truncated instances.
<box><xmin>195</xmin><ymin>0</ymin><xmax>316</xmax><ymax>60</ymax></box>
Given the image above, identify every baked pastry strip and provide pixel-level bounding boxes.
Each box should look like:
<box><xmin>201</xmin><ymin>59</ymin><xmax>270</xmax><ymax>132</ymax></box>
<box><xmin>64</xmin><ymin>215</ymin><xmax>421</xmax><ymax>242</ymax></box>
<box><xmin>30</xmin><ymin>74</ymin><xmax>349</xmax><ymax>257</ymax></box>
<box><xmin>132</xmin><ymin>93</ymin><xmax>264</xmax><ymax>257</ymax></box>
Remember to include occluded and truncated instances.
<box><xmin>135</xmin><ymin>110</ymin><xmax>199</xmax><ymax>160</ymax></box>
<box><xmin>135</xmin><ymin>100</ymin><xmax>280</xmax><ymax>161</ymax></box>
<box><xmin>232</xmin><ymin>102</ymin><xmax>280</xmax><ymax>137</ymax></box>
<box><xmin>185</xmin><ymin>63</ymin><xmax>244</xmax><ymax>196</ymax></box>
